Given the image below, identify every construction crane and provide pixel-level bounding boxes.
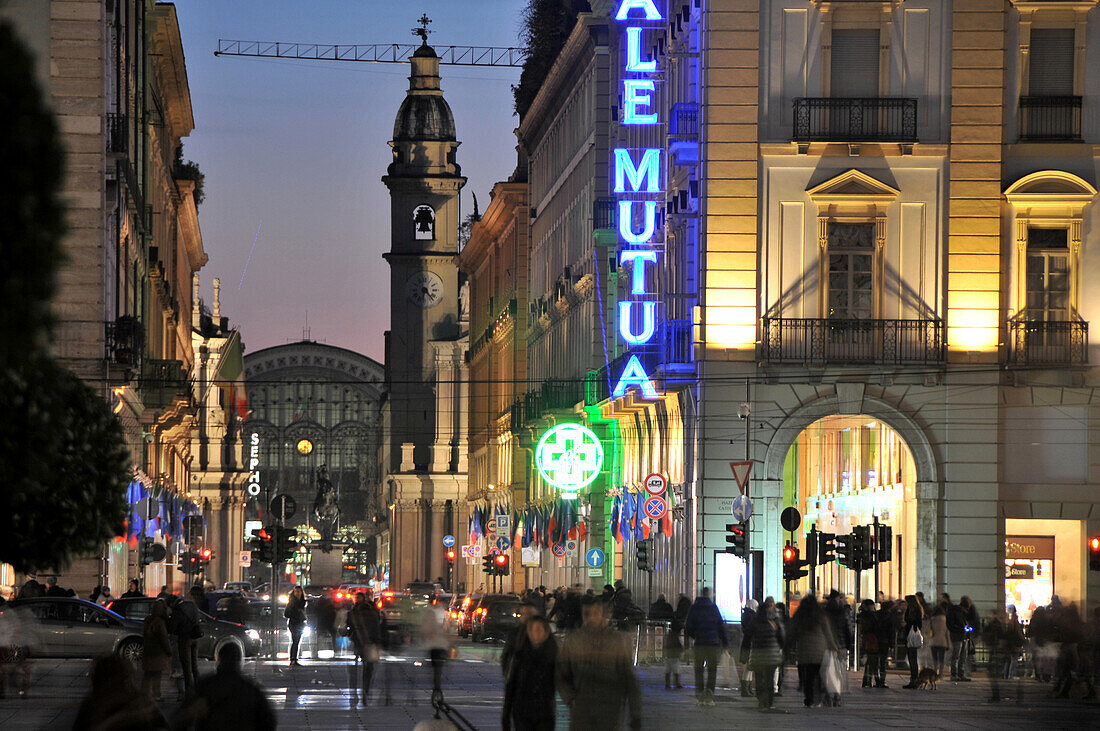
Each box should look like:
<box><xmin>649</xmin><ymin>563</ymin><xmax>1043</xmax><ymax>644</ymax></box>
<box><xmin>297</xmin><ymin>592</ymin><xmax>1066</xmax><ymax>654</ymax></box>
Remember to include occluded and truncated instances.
<box><xmin>215</xmin><ymin>13</ymin><xmax>525</xmax><ymax>68</ymax></box>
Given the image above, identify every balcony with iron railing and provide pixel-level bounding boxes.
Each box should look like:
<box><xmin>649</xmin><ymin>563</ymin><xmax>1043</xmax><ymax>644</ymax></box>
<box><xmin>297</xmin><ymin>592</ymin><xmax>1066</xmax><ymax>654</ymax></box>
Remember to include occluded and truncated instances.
<box><xmin>105</xmin><ymin>315</ymin><xmax>144</xmax><ymax>372</ymax></box>
<box><xmin>593</xmin><ymin>197</ymin><xmax>616</xmax><ymax>233</ymax></box>
<box><xmin>140</xmin><ymin>358</ymin><xmax>191</xmax><ymax>411</ymax></box>
<box><xmin>106</xmin><ymin>113</ymin><xmax>127</xmax><ymax>155</ymax></box>
<box><xmin>1005</xmin><ymin>316</ymin><xmax>1088</xmax><ymax>367</ymax></box>
<box><xmin>760</xmin><ymin>317</ymin><xmax>945</xmax><ymax>366</ymax></box>
<box><xmin>1018</xmin><ymin>96</ymin><xmax>1082</xmax><ymax>141</ymax></box>
<box><xmin>792</xmin><ymin>97</ymin><xmax>918</xmax><ymax>143</ymax></box>
<box><xmin>659</xmin><ymin>318</ymin><xmax>694</xmax><ymax>372</ymax></box>
<box><xmin>669</xmin><ymin>102</ymin><xmax>700</xmax><ymax>166</ymax></box>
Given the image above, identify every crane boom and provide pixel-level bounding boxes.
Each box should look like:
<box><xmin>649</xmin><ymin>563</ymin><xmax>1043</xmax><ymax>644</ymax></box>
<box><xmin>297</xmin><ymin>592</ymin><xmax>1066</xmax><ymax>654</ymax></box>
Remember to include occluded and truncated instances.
<box><xmin>215</xmin><ymin>39</ymin><xmax>526</xmax><ymax>67</ymax></box>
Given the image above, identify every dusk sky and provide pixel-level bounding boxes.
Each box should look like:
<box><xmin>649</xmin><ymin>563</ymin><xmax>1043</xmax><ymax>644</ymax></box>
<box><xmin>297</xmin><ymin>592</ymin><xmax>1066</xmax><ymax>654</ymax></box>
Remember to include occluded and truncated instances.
<box><xmin>176</xmin><ymin>0</ymin><xmax>528</xmax><ymax>363</ymax></box>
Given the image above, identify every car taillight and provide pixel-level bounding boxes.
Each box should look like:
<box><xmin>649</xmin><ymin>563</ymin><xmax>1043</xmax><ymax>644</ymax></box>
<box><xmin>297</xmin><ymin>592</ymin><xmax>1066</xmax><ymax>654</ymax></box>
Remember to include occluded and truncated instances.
<box><xmin>376</xmin><ymin>600</ymin><xmax>383</xmax><ymax>610</ymax></box>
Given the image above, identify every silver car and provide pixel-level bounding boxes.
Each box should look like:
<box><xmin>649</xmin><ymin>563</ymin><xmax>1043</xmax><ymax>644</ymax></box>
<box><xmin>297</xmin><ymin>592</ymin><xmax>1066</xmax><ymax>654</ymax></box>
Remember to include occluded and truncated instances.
<box><xmin>4</xmin><ymin>597</ymin><xmax>144</xmax><ymax>664</ymax></box>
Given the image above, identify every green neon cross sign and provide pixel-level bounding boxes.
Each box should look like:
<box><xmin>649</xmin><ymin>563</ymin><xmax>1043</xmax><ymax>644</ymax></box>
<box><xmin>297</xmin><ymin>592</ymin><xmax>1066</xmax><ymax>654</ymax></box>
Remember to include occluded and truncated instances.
<box><xmin>535</xmin><ymin>423</ymin><xmax>604</xmax><ymax>492</ymax></box>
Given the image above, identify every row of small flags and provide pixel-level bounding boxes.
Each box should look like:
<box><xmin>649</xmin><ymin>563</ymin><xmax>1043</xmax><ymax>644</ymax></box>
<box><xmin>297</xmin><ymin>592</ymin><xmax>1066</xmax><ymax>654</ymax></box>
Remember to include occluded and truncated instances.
<box><xmin>469</xmin><ymin>489</ymin><xmax>674</xmax><ymax>547</ymax></box>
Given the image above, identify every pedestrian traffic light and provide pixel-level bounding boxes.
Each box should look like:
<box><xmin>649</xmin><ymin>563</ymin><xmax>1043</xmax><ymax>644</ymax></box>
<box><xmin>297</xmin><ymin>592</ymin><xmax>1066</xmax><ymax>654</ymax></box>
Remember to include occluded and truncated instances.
<box><xmin>482</xmin><ymin>556</ymin><xmax>494</xmax><ymax>575</ymax></box>
<box><xmin>636</xmin><ymin>539</ymin><xmax>650</xmax><ymax>571</ymax></box>
<box><xmin>250</xmin><ymin>527</ymin><xmax>274</xmax><ymax>564</ymax></box>
<box><xmin>874</xmin><ymin>522</ymin><xmax>893</xmax><ymax>563</ymax></box>
<box><xmin>494</xmin><ymin>553</ymin><xmax>510</xmax><ymax>576</ymax></box>
<box><xmin>835</xmin><ymin>532</ymin><xmax>854</xmax><ymax>569</ymax></box>
<box><xmin>783</xmin><ymin>544</ymin><xmax>808</xmax><ymax>581</ymax></box>
<box><xmin>1089</xmin><ymin>536</ymin><xmax>1100</xmax><ymax>571</ymax></box>
<box><xmin>853</xmin><ymin>525</ymin><xmax>872</xmax><ymax>571</ymax></box>
<box><xmin>725</xmin><ymin>523</ymin><xmax>748</xmax><ymax>559</ymax></box>
<box><xmin>817</xmin><ymin>531</ymin><xmax>836</xmax><ymax>565</ymax></box>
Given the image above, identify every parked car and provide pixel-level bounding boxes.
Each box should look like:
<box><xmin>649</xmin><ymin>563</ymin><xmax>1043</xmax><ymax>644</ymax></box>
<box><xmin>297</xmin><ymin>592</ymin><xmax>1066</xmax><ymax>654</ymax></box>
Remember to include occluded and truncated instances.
<box><xmin>222</xmin><ymin>581</ymin><xmax>254</xmax><ymax>595</ymax></box>
<box><xmin>470</xmin><ymin>594</ymin><xmax>522</xmax><ymax>643</ymax></box>
<box><xmin>106</xmin><ymin>597</ymin><xmax>262</xmax><ymax>659</ymax></box>
<box><xmin>334</xmin><ymin>584</ymin><xmax>373</xmax><ymax>605</ymax></box>
<box><xmin>4</xmin><ymin>597</ymin><xmax>144</xmax><ymax>663</ymax></box>
<box><xmin>457</xmin><ymin>594</ymin><xmax>482</xmax><ymax>637</ymax></box>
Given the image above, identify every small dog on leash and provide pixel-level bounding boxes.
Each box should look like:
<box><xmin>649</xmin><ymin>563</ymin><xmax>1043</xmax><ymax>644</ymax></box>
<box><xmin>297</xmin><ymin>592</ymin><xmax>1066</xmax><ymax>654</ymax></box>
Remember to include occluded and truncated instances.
<box><xmin>916</xmin><ymin>668</ymin><xmax>940</xmax><ymax>690</ymax></box>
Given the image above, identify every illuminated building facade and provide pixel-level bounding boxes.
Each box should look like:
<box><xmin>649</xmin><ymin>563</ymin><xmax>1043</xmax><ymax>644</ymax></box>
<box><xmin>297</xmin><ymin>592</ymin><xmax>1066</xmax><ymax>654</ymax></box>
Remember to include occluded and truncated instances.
<box><xmin>242</xmin><ymin>342</ymin><xmax>385</xmax><ymax>584</ymax></box>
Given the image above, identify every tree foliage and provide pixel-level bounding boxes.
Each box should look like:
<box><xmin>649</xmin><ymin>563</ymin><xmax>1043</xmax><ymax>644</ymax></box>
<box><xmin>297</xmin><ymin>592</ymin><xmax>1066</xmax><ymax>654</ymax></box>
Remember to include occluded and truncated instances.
<box><xmin>513</xmin><ymin>0</ymin><xmax>589</xmax><ymax>120</ymax></box>
<box><xmin>174</xmin><ymin>143</ymin><xmax>205</xmax><ymax>207</ymax></box>
<box><xmin>0</xmin><ymin>23</ymin><xmax>130</xmax><ymax>572</ymax></box>
<box><xmin>0</xmin><ymin>21</ymin><xmax>65</xmax><ymax>364</ymax></box>
<box><xmin>0</xmin><ymin>359</ymin><xmax>130</xmax><ymax>573</ymax></box>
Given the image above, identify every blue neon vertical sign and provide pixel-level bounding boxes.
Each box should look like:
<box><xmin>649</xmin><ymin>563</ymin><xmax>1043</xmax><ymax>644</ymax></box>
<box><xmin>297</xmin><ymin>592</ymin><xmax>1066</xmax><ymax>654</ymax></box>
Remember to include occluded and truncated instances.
<box><xmin>611</xmin><ymin>0</ymin><xmax>663</xmax><ymax>400</ymax></box>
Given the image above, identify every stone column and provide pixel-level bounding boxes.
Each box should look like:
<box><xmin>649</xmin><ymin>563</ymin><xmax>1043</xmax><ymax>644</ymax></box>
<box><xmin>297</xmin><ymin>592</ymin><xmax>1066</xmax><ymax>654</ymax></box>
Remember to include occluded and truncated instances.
<box><xmin>755</xmin><ymin>478</ymin><xmax>784</xmax><ymax>602</ymax></box>
<box><xmin>913</xmin><ymin>481</ymin><xmax>939</xmax><ymax>598</ymax></box>
<box><xmin>429</xmin><ymin>502</ymin><xmax>446</xmax><ymax>583</ymax></box>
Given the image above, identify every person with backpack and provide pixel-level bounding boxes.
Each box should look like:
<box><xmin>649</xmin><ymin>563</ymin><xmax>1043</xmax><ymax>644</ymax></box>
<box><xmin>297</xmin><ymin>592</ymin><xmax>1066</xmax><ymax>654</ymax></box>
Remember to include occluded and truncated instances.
<box><xmin>168</xmin><ymin>593</ymin><xmax>202</xmax><ymax>697</ymax></box>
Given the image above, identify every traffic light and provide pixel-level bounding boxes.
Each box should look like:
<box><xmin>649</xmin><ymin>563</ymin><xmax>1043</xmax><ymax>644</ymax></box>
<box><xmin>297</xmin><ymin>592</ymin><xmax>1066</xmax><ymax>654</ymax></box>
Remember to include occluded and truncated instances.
<box><xmin>140</xmin><ymin>538</ymin><xmax>165</xmax><ymax>565</ymax></box>
<box><xmin>178</xmin><ymin>551</ymin><xmax>200</xmax><ymax>574</ymax></box>
<box><xmin>783</xmin><ymin>544</ymin><xmax>808</xmax><ymax>581</ymax></box>
<box><xmin>494</xmin><ymin>553</ymin><xmax>510</xmax><ymax>576</ymax></box>
<box><xmin>199</xmin><ymin>548</ymin><xmax>214</xmax><ymax>567</ymax></box>
<box><xmin>482</xmin><ymin>556</ymin><xmax>494</xmax><ymax>575</ymax></box>
<box><xmin>276</xmin><ymin>529</ymin><xmax>296</xmax><ymax>562</ymax></box>
<box><xmin>250</xmin><ymin>528</ymin><xmax>274</xmax><ymax>564</ymax></box>
<box><xmin>874</xmin><ymin>522</ymin><xmax>893</xmax><ymax>563</ymax></box>
<box><xmin>636</xmin><ymin>539</ymin><xmax>650</xmax><ymax>571</ymax></box>
<box><xmin>724</xmin><ymin>523</ymin><xmax>748</xmax><ymax>559</ymax></box>
<box><xmin>818</xmin><ymin>531</ymin><xmax>836</xmax><ymax>565</ymax></box>
<box><xmin>1089</xmin><ymin>536</ymin><xmax>1100</xmax><ymax>571</ymax></box>
<box><xmin>445</xmin><ymin>548</ymin><xmax>456</xmax><ymax>564</ymax></box>
<box><xmin>805</xmin><ymin>529</ymin><xmax>818</xmax><ymax>566</ymax></box>
<box><xmin>853</xmin><ymin>525</ymin><xmax>872</xmax><ymax>571</ymax></box>
<box><xmin>835</xmin><ymin>532</ymin><xmax>854</xmax><ymax>569</ymax></box>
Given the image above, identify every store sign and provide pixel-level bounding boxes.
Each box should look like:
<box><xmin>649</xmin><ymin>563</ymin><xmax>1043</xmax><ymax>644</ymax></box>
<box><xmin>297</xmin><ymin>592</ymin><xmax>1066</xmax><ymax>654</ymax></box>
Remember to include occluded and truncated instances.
<box><xmin>1005</xmin><ymin>536</ymin><xmax>1055</xmax><ymax>560</ymax></box>
<box><xmin>1005</xmin><ymin>564</ymin><xmax>1034</xmax><ymax>580</ymax></box>
<box><xmin>611</xmin><ymin>0</ymin><xmax>663</xmax><ymax>400</ymax></box>
<box><xmin>535</xmin><ymin>423</ymin><xmax>605</xmax><ymax>498</ymax></box>
<box><xmin>246</xmin><ymin>432</ymin><xmax>262</xmax><ymax>497</ymax></box>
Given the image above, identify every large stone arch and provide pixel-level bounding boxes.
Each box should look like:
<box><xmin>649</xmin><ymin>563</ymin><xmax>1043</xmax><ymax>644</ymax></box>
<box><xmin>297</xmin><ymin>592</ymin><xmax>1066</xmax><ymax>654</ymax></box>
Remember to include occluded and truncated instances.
<box><xmin>762</xmin><ymin>393</ymin><xmax>939</xmax><ymax>486</ymax></box>
<box><xmin>760</xmin><ymin>391</ymin><xmax>942</xmax><ymax>597</ymax></box>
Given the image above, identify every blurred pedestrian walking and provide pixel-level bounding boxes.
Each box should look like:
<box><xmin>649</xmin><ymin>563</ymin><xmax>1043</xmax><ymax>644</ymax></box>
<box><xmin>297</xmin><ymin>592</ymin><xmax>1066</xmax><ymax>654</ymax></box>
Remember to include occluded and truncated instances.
<box><xmin>684</xmin><ymin>587</ymin><xmax>727</xmax><ymax>706</ymax></box>
<box><xmin>175</xmin><ymin>643</ymin><xmax>276</xmax><ymax>730</ymax></box>
<box><xmin>346</xmin><ymin>591</ymin><xmax>383</xmax><ymax>706</ymax></box>
<box><xmin>556</xmin><ymin>597</ymin><xmax>641</xmax><ymax>730</ymax></box>
<box><xmin>503</xmin><ymin>616</ymin><xmax>557</xmax><ymax>731</ymax></box>
<box><xmin>790</xmin><ymin>594</ymin><xmax>838</xmax><ymax>707</ymax></box>
<box><xmin>748</xmin><ymin>597</ymin><xmax>784</xmax><ymax>711</ymax></box>
<box><xmin>72</xmin><ymin>654</ymin><xmax>167</xmax><ymax>730</ymax></box>
<box><xmin>142</xmin><ymin>599</ymin><xmax>172</xmax><ymax>701</ymax></box>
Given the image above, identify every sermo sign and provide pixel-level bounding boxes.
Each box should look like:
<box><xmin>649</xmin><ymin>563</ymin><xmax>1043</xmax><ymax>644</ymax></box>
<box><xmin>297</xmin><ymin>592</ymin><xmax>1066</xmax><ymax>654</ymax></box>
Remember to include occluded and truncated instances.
<box><xmin>612</xmin><ymin>0</ymin><xmax>663</xmax><ymax>400</ymax></box>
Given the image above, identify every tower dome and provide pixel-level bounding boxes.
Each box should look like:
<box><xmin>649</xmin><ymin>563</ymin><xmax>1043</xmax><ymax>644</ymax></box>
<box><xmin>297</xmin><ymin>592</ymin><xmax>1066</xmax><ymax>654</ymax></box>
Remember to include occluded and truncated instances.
<box><xmin>392</xmin><ymin>43</ymin><xmax>456</xmax><ymax>142</ymax></box>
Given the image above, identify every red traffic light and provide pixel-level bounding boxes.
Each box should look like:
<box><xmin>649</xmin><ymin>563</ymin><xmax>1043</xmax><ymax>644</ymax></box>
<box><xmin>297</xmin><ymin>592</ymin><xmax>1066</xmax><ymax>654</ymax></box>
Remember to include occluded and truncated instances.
<box><xmin>201</xmin><ymin>548</ymin><xmax>213</xmax><ymax>559</ymax></box>
<box><xmin>783</xmin><ymin>545</ymin><xmax>798</xmax><ymax>563</ymax></box>
<box><xmin>494</xmin><ymin>554</ymin><xmax>508</xmax><ymax>566</ymax></box>
<box><xmin>445</xmin><ymin>549</ymin><xmax>456</xmax><ymax>561</ymax></box>
<box><xmin>1091</xmin><ymin>536</ymin><xmax>1100</xmax><ymax>551</ymax></box>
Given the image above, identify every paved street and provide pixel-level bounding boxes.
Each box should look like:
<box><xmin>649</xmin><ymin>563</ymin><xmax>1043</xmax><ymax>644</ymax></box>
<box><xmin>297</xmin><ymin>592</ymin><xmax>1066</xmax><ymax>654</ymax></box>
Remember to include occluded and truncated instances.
<box><xmin>2</xmin><ymin>640</ymin><xmax>1098</xmax><ymax>730</ymax></box>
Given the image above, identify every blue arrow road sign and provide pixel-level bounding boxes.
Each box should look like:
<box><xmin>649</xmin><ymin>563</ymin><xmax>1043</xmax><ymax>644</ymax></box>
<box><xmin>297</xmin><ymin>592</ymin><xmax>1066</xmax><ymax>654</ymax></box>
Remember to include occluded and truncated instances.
<box><xmin>495</xmin><ymin>536</ymin><xmax>511</xmax><ymax>552</ymax></box>
<box><xmin>731</xmin><ymin>495</ymin><xmax>753</xmax><ymax>523</ymax></box>
<box><xmin>442</xmin><ymin>534</ymin><xmax>456</xmax><ymax>547</ymax></box>
<box><xmin>586</xmin><ymin>548</ymin><xmax>606</xmax><ymax>568</ymax></box>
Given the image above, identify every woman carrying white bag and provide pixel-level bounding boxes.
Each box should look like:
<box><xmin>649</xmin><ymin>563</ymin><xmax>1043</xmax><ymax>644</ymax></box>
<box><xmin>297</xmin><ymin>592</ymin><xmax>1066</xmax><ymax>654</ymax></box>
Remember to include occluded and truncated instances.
<box><xmin>902</xmin><ymin>595</ymin><xmax>926</xmax><ymax>689</ymax></box>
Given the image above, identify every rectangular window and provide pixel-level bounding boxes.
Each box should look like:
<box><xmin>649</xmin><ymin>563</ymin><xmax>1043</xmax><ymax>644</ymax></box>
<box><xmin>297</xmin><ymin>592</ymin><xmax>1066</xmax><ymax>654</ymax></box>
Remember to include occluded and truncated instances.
<box><xmin>1029</xmin><ymin>29</ymin><xmax>1075</xmax><ymax>96</ymax></box>
<box><xmin>826</xmin><ymin>222</ymin><xmax>874</xmax><ymax>319</ymax></box>
<box><xmin>830</xmin><ymin>29</ymin><xmax>880</xmax><ymax>97</ymax></box>
<box><xmin>1026</xmin><ymin>227</ymin><xmax>1070</xmax><ymax>322</ymax></box>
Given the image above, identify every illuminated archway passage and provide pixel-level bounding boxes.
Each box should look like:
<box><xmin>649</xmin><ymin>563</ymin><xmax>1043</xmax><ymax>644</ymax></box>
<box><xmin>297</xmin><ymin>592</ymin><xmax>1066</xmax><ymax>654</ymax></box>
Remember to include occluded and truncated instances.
<box><xmin>535</xmin><ymin>424</ymin><xmax>605</xmax><ymax>498</ymax></box>
<box><xmin>784</xmin><ymin>415</ymin><xmax>917</xmax><ymax>600</ymax></box>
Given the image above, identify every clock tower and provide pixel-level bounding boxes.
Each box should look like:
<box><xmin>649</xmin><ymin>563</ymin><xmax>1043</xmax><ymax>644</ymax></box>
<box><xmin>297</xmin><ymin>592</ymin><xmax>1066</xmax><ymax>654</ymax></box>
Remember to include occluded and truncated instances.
<box><xmin>381</xmin><ymin>36</ymin><xmax>468</xmax><ymax>590</ymax></box>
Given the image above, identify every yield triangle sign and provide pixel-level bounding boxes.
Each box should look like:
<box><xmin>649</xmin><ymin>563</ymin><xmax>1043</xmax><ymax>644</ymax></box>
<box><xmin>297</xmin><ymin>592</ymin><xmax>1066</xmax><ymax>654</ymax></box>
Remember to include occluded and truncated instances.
<box><xmin>730</xmin><ymin>460</ymin><xmax>753</xmax><ymax>495</ymax></box>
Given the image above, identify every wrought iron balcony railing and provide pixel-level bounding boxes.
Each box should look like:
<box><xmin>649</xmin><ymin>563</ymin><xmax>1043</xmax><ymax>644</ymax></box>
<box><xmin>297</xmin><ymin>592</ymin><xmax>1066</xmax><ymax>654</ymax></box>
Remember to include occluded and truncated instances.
<box><xmin>105</xmin><ymin>315</ymin><xmax>144</xmax><ymax>370</ymax></box>
<box><xmin>1018</xmin><ymin>96</ymin><xmax>1082</xmax><ymax>141</ymax></box>
<box><xmin>761</xmin><ymin>317</ymin><xmax>945</xmax><ymax>365</ymax></box>
<box><xmin>140</xmin><ymin>358</ymin><xmax>190</xmax><ymax>410</ymax></box>
<box><xmin>1005</xmin><ymin>318</ymin><xmax>1088</xmax><ymax>367</ymax></box>
<box><xmin>593</xmin><ymin>197</ymin><xmax>616</xmax><ymax>232</ymax></box>
<box><xmin>660</xmin><ymin>318</ymin><xmax>693</xmax><ymax>366</ymax></box>
<box><xmin>792</xmin><ymin>97</ymin><xmax>918</xmax><ymax>143</ymax></box>
<box><xmin>106</xmin><ymin>113</ymin><xmax>127</xmax><ymax>155</ymax></box>
<box><xmin>669</xmin><ymin>102</ymin><xmax>699</xmax><ymax>140</ymax></box>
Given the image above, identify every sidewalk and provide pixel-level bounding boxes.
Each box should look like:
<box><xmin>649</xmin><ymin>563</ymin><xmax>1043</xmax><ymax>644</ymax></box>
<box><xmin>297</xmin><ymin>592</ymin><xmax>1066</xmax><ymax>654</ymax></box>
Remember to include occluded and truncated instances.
<box><xmin>2</xmin><ymin>649</ymin><xmax>1097</xmax><ymax>730</ymax></box>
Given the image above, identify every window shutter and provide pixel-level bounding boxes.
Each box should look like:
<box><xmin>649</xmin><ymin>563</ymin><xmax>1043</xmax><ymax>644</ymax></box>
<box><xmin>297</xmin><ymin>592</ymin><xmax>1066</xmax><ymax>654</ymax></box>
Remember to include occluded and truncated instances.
<box><xmin>1029</xmin><ymin>29</ymin><xmax>1075</xmax><ymax>96</ymax></box>
<box><xmin>830</xmin><ymin>29</ymin><xmax>880</xmax><ymax>97</ymax></box>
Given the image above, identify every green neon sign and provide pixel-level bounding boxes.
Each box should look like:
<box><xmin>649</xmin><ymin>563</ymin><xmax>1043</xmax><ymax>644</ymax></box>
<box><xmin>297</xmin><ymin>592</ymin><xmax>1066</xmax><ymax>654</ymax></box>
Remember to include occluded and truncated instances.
<box><xmin>535</xmin><ymin>423</ymin><xmax>605</xmax><ymax>493</ymax></box>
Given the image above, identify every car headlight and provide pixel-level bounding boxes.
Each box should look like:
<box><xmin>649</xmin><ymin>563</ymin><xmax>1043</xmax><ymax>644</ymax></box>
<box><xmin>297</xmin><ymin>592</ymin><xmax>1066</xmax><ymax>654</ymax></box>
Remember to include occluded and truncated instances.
<box><xmin>277</xmin><ymin>594</ymin><xmax>288</xmax><ymax>605</ymax></box>
<box><xmin>245</xmin><ymin>629</ymin><xmax>260</xmax><ymax>642</ymax></box>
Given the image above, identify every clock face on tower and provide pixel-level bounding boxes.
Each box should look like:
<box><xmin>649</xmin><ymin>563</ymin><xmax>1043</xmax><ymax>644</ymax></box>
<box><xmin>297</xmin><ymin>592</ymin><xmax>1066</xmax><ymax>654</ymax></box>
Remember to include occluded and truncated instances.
<box><xmin>405</xmin><ymin>270</ymin><xmax>444</xmax><ymax>308</ymax></box>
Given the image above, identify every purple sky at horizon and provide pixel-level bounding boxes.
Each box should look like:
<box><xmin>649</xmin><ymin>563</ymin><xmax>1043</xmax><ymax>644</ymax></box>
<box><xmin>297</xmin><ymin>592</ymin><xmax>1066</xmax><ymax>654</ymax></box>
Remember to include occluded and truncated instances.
<box><xmin>176</xmin><ymin>1</ymin><xmax>528</xmax><ymax>363</ymax></box>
